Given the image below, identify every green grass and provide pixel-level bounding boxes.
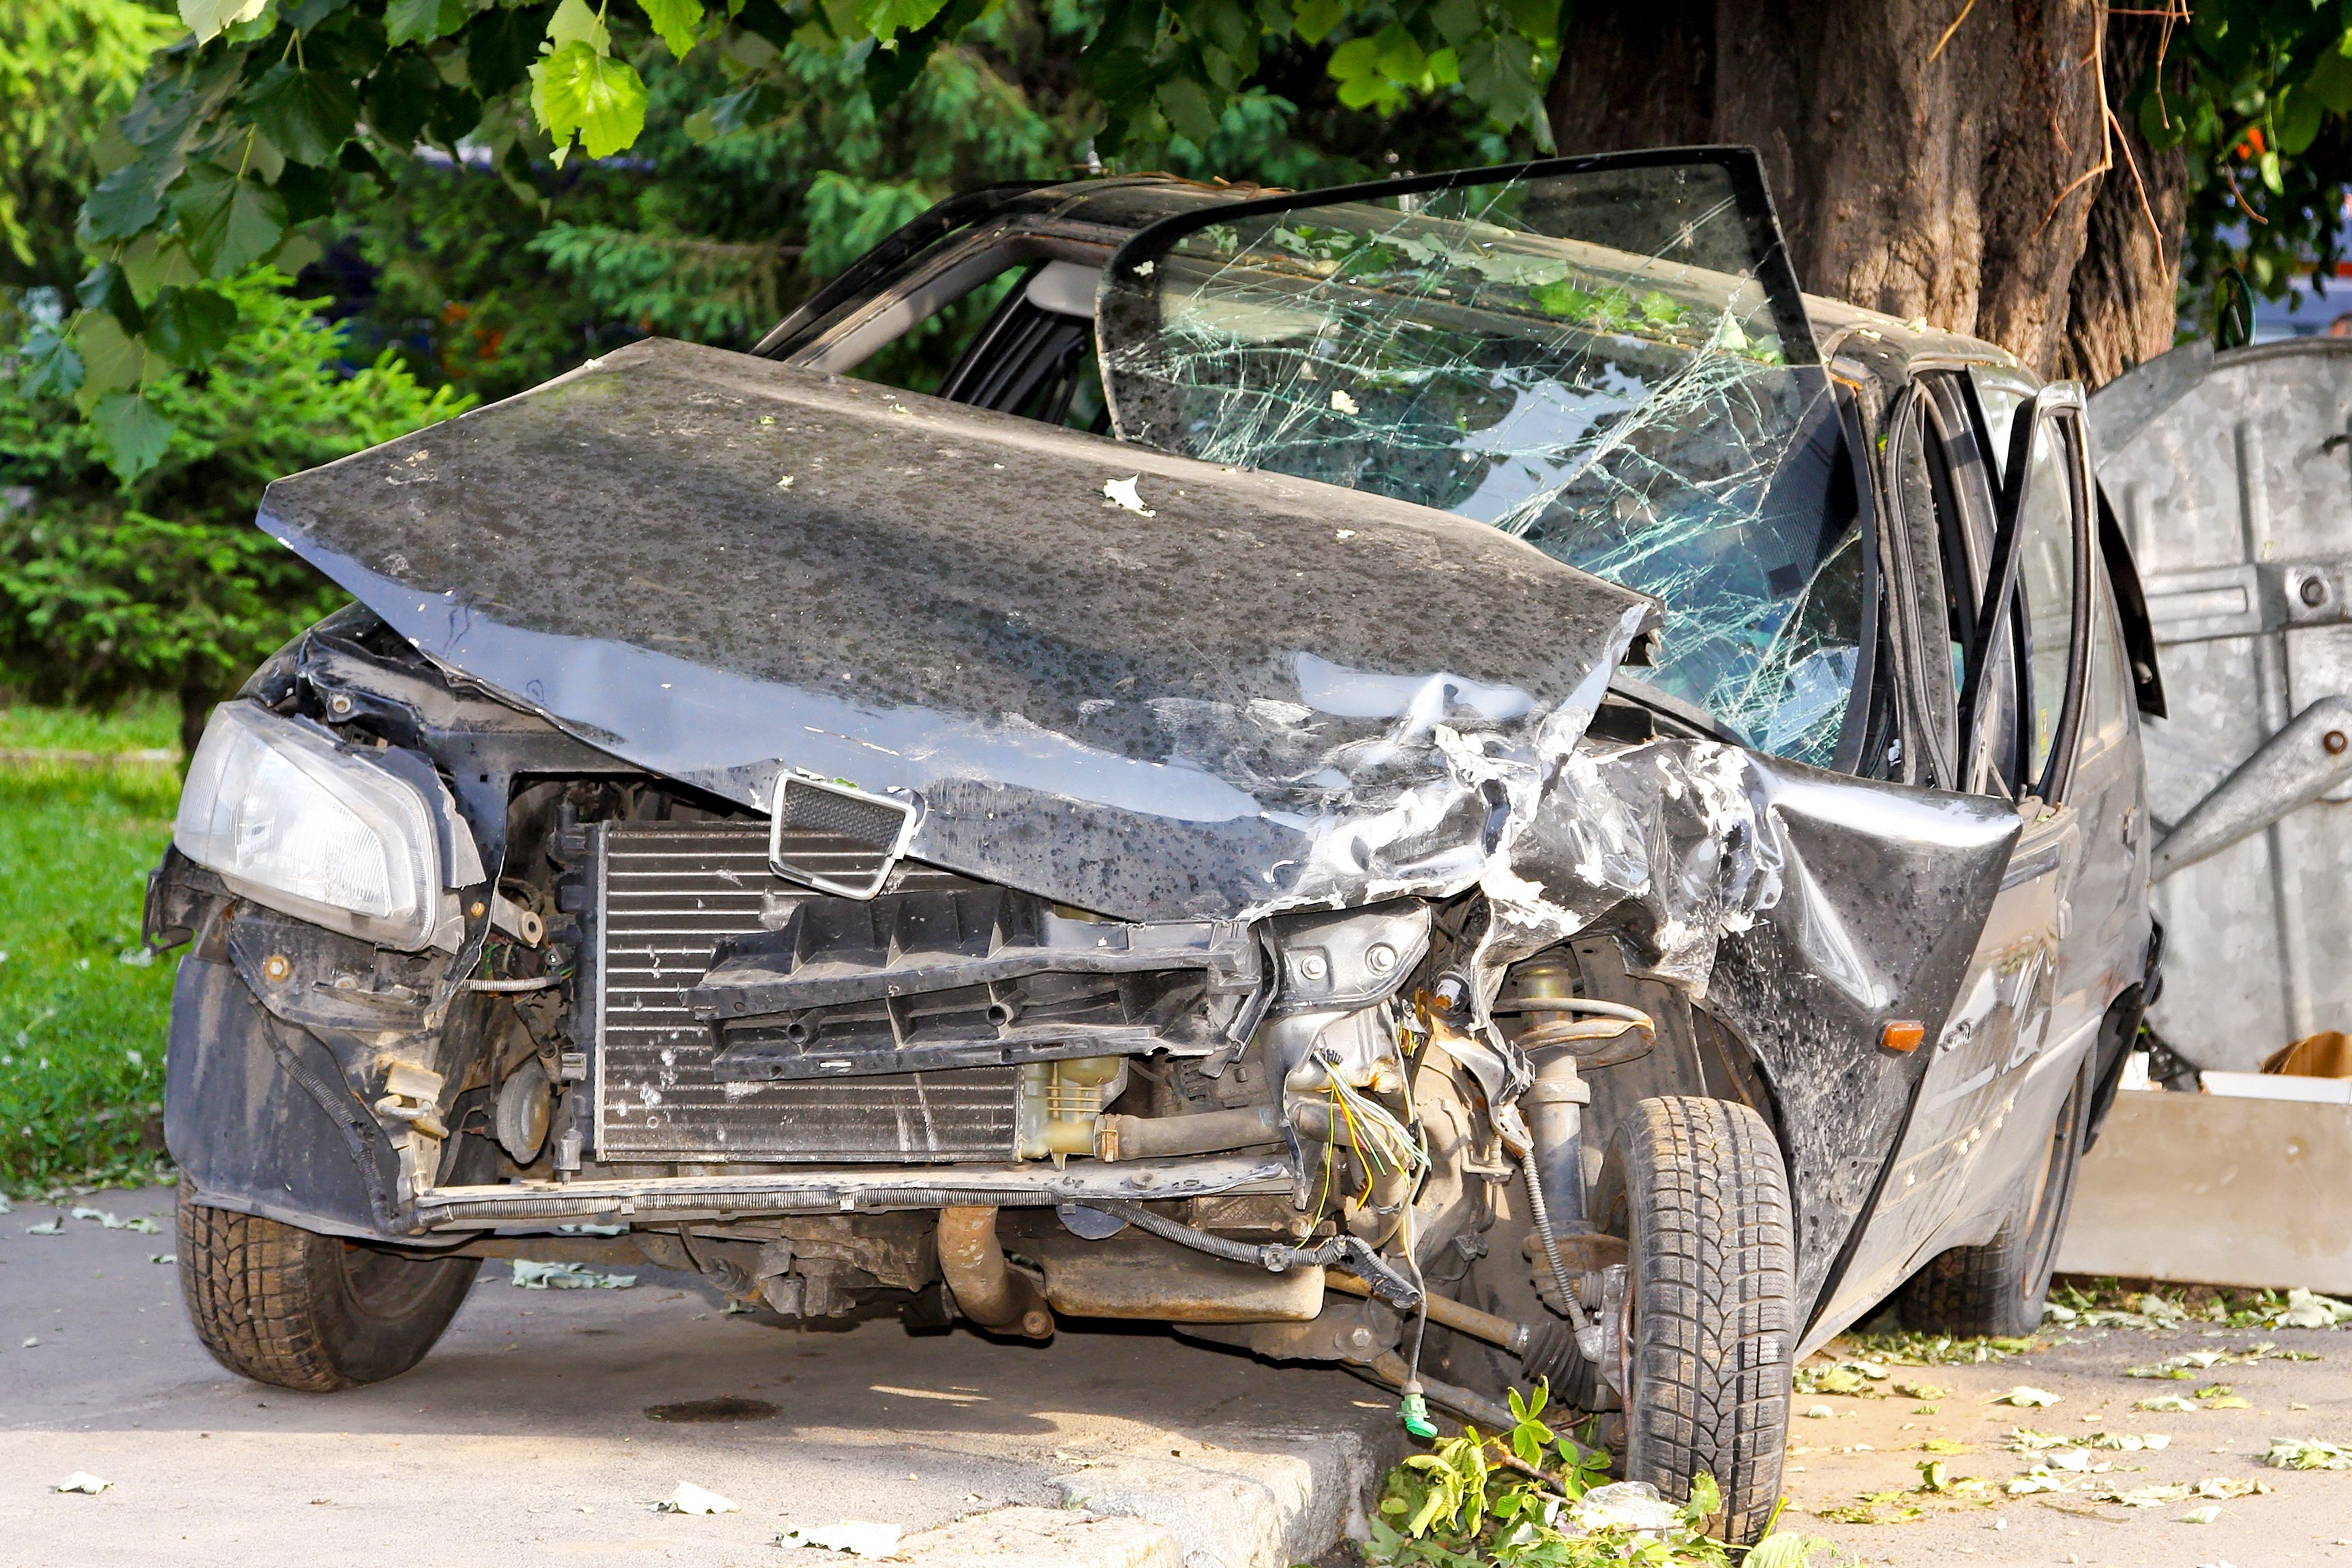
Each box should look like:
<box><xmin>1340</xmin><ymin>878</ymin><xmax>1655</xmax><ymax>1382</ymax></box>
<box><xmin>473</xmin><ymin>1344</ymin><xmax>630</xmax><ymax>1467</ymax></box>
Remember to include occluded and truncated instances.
<box><xmin>0</xmin><ymin>704</ymin><xmax>181</xmax><ymax>1192</ymax></box>
<box><xmin>0</xmin><ymin>693</ymin><xmax>179</xmax><ymax>755</ymax></box>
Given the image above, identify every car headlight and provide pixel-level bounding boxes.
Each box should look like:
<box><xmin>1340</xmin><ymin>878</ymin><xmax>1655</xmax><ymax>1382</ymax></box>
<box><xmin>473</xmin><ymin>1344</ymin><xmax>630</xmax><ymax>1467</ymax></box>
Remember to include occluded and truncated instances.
<box><xmin>175</xmin><ymin>702</ymin><xmax>445</xmax><ymax>950</ymax></box>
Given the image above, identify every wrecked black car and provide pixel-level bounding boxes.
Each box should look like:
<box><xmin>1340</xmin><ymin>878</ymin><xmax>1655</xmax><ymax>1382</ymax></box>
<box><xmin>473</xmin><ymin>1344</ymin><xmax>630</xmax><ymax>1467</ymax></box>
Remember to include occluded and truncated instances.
<box><xmin>146</xmin><ymin>149</ymin><xmax>2163</xmax><ymax>1541</ymax></box>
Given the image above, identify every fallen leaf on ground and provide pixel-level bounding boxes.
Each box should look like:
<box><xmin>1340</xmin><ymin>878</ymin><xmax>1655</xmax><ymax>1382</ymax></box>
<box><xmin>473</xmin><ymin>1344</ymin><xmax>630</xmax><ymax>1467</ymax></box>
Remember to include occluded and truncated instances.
<box><xmin>69</xmin><ymin>1206</ymin><xmax>121</xmax><ymax>1228</ymax></box>
<box><xmin>779</xmin><ymin>1522</ymin><xmax>903</xmax><ymax>1557</ymax></box>
<box><xmin>654</xmin><ymin>1482</ymin><xmax>738</xmax><ymax>1514</ymax></box>
<box><xmin>148</xmin><ymin>1252</ymin><xmax>175</xmax><ymax>1265</ymax></box>
<box><xmin>2265</xmin><ymin>1436</ymin><xmax>2352</xmax><ymax>1470</ymax></box>
<box><xmin>2180</xmin><ymin>1504</ymin><xmax>2222</xmax><ymax>1524</ymax></box>
<box><xmin>1894</xmin><ymin>1381</ymin><xmax>1947</xmax><ymax>1400</ymax></box>
<box><xmin>23</xmin><ymin>1217</ymin><xmax>63</xmax><ymax>1235</ymax></box>
<box><xmin>52</xmin><ymin>1473</ymin><xmax>110</xmax><ymax>1494</ymax></box>
<box><xmin>2137</xmin><ymin>1395</ymin><xmax>2201</xmax><ymax>1412</ymax></box>
<box><xmin>1985</xmin><ymin>1387</ymin><xmax>2060</xmax><ymax>1408</ymax></box>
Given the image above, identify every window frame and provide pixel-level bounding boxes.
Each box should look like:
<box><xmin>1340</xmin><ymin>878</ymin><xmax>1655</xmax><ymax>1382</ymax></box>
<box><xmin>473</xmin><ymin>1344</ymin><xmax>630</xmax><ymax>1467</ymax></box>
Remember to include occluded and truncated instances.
<box><xmin>1958</xmin><ymin>374</ymin><xmax>2095</xmax><ymax>806</ymax></box>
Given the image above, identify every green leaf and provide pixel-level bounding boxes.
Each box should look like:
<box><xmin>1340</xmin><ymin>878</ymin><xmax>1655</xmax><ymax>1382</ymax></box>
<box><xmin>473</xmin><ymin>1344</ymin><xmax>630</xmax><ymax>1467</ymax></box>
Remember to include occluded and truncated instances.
<box><xmin>639</xmin><ymin>0</ymin><xmax>703</xmax><ymax>56</ymax></box>
<box><xmin>2276</xmin><ymin>84</ymin><xmax>2325</xmax><ymax>155</ymax></box>
<box><xmin>1458</xmin><ymin>29</ymin><xmax>1545</xmax><ymax>133</ymax></box>
<box><xmin>282</xmin><ymin>0</ymin><xmax>354</xmax><ymax>31</ymax></box>
<box><xmin>272</xmin><ymin>162</ymin><xmax>334</xmax><ymax>224</ymax></box>
<box><xmin>146</xmin><ymin>286</ymin><xmax>241</xmax><ymax>367</ymax></box>
<box><xmin>530</xmin><ymin>42</ymin><xmax>649</xmax><ymax>163</ymax></box>
<box><xmin>179</xmin><ymin>0</ymin><xmax>270</xmax><ymax>45</ymax></box>
<box><xmin>385</xmin><ymin>0</ymin><xmax>467</xmax><ymax>46</ymax></box>
<box><xmin>1371</xmin><ymin>22</ymin><xmax>1426</xmax><ymax>82</ymax></box>
<box><xmin>170</xmin><ymin>161</ymin><xmax>289</xmax><ymax>277</ymax></box>
<box><xmin>1156</xmin><ymin>76</ymin><xmax>1222</xmax><ymax>142</ymax></box>
<box><xmin>1682</xmin><ymin>1468</ymin><xmax>1721</xmax><ymax>1524</ymax></box>
<box><xmin>856</xmin><ymin>0</ymin><xmax>951</xmax><ymax>44</ymax></box>
<box><xmin>119</xmin><ymin>235</ymin><xmax>203</xmax><ymax>301</ymax></box>
<box><xmin>1496</xmin><ymin>0</ymin><xmax>1556</xmax><ymax>46</ymax></box>
<box><xmin>1428</xmin><ymin>0</ymin><xmax>1481</xmax><ymax>45</ymax></box>
<box><xmin>365</xmin><ymin>48</ymin><xmax>444</xmax><ymax>145</ymax></box>
<box><xmin>76</xmin><ymin>264</ymin><xmax>145</xmax><ymax>336</ymax></box>
<box><xmin>16</xmin><ymin>323</ymin><xmax>85</xmax><ymax>402</ymax></box>
<box><xmin>241</xmin><ymin>64</ymin><xmax>361</xmax><ymax>166</ymax></box>
<box><xmin>466</xmin><ymin>3</ymin><xmax>556</xmax><ymax>98</ymax></box>
<box><xmin>1745</xmin><ymin>1531</ymin><xmax>1835</xmax><ymax>1568</ymax></box>
<box><xmin>82</xmin><ymin>149</ymin><xmax>187</xmax><ymax>244</ymax></box>
<box><xmin>91</xmin><ymin>393</ymin><xmax>178</xmax><ymax>483</ymax></box>
<box><xmin>545</xmin><ymin>0</ymin><xmax>611</xmax><ymax>52</ymax></box>
<box><xmin>71</xmin><ymin>313</ymin><xmax>146</xmax><ymax>410</ymax></box>
<box><xmin>1291</xmin><ymin>0</ymin><xmax>1342</xmax><ymax>44</ymax></box>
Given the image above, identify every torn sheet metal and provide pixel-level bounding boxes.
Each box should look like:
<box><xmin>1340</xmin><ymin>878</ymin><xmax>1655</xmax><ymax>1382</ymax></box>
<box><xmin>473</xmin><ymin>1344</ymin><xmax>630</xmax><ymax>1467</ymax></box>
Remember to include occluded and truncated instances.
<box><xmin>256</xmin><ymin>338</ymin><xmax>1658</xmax><ymax>925</ymax></box>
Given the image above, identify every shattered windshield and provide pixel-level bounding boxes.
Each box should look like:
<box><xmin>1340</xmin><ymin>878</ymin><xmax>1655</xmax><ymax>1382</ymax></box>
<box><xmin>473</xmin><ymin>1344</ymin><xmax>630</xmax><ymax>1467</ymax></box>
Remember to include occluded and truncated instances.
<box><xmin>1097</xmin><ymin>158</ymin><xmax>1865</xmax><ymax>768</ymax></box>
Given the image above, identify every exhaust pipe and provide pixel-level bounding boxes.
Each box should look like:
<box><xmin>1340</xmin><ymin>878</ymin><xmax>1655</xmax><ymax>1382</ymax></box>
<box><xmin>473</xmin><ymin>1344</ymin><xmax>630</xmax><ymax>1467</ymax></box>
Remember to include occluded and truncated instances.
<box><xmin>936</xmin><ymin>1207</ymin><xmax>1054</xmax><ymax>1340</ymax></box>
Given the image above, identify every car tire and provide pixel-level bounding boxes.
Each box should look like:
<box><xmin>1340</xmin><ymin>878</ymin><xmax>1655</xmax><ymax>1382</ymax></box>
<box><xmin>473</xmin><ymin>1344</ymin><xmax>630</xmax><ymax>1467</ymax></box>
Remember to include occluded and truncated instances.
<box><xmin>177</xmin><ymin>1192</ymin><xmax>479</xmax><ymax>1391</ymax></box>
<box><xmin>1590</xmin><ymin>1096</ymin><xmax>1794</xmax><ymax>1545</ymax></box>
<box><xmin>1900</xmin><ymin>1070</ymin><xmax>2087</xmax><ymax>1339</ymax></box>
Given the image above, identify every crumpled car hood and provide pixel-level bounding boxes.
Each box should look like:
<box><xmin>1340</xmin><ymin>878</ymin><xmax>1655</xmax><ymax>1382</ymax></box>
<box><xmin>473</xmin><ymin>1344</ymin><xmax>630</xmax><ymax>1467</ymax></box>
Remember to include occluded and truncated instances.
<box><xmin>257</xmin><ymin>338</ymin><xmax>1660</xmax><ymax>922</ymax></box>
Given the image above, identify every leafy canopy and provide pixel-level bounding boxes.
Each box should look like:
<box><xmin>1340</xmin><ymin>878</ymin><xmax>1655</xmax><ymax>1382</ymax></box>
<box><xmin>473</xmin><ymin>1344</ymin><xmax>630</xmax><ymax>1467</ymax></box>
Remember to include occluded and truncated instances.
<box><xmin>0</xmin><ymin>267</ymin><xmax>470</xmax><ymax>745</ymax></box>
<box><xmin>29</xmin><ymin>0</ymin><xmax>1559</xmax><ymax>476</ymax></box>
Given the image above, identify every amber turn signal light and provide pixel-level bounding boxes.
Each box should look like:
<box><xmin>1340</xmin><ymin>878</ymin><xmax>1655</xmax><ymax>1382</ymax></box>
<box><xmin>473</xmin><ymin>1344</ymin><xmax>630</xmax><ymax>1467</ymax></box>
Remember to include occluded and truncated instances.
<box><xmin>1880</xmin><ymin>1019</ymin><xmax>1926</xmax><ymax>1052</ymax></box>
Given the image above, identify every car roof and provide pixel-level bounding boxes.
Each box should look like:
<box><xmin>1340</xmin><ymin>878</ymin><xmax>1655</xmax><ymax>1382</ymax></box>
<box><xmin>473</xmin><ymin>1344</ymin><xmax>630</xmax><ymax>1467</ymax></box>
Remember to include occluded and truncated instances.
<box><xmin>789</xmin><ymin>172</ymin><xmax>2027</xmax><ymax>389</ymax></box>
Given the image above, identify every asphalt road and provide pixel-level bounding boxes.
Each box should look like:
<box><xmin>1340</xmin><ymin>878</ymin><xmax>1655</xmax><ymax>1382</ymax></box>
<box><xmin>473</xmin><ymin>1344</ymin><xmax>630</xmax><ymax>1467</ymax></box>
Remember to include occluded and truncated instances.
<box><xmin>0</xmin><ymin>1188</ymin><xmax>1390</xmax><ymax>1568</ymax></box>
<box><xmin>1787</xmin><ymin>1312</ymin><xmax>2352</xmax><ymax>1565</ymax></box>
<box><xmin>11</xmin><ymin>1186</ymin><xmax>2352</xmax><ymax>1568</ymax></box>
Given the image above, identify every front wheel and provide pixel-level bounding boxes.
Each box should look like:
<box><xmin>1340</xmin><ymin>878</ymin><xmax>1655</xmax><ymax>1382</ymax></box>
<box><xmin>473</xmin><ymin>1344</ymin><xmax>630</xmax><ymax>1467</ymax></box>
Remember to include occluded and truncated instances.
<box><xmin>178</xmin><ymin>1192</ymin><xmax>479</xmax><ymax>1391</ymax></box>
<box><xmin>1591</xmin><ymin>1096</ymin><xmax>1795</xmax><ymax>1544</ymax></box>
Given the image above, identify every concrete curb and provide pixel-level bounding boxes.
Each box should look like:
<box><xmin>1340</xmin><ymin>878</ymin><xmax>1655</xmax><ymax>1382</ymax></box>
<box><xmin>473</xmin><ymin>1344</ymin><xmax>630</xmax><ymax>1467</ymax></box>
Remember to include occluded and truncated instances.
<box><xmin>899</xmin><ymin>1507</ymin><xmax>1186</xmax><ymax>1568</ymax></box>
<box><xmin>1040</xmin><ymin>1423</ymin><xmax>1398</xmax><ymax>1568</ymax></box>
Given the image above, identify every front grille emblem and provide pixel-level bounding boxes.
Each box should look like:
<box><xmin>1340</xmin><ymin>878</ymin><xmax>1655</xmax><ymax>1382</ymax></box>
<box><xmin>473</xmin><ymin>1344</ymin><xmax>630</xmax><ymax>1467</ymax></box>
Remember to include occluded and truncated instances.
<box><xmin>767</xmin><ymin>774</ymin><xmax>918</xmax><ymax>899</ymax></box>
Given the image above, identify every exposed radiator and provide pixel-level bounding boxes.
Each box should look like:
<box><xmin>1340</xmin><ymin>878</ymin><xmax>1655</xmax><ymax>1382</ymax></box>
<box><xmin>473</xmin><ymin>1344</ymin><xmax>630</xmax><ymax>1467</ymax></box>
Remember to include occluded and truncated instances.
<box><xmin>591</xmin><ymin>820</ymin><xmax>1019</xmax><ymax>1162</ymax></box>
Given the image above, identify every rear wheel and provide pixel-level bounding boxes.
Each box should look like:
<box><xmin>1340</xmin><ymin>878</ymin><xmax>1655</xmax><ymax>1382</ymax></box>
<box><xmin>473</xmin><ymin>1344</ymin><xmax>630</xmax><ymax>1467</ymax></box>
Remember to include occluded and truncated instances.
<box><xmin>177</xmin><ymin>1192</ymin><xmax>479</xmax><ymax>1391</ymax></box>
<box><xmin>1901</xmin><ymin>1071</ymin><xmax>2087</xmax><ymax>1338</ymax></box>
<box><xmin>1591</xmin><ymin>1096</ymin><xmax>1795</xmax><ymax>1544</ymax></box>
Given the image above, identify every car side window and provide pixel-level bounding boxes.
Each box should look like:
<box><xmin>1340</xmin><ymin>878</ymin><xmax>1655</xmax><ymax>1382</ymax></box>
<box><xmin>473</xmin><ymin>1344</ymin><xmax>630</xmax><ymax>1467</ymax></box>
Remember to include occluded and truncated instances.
<box><xmin>2013</xmin><ymin>416</ymin><xmax>2085</xmax><ymax>787</ymax></box>
<box><xmin>2085</xmin><ymin>556</ymin><xmax>2131</xmax><ymax>746</ymax></box>
<box><xmin>1904</xmin><ymin>374</ymin><xmax>2025</xmax><ymax>798</ymax></box>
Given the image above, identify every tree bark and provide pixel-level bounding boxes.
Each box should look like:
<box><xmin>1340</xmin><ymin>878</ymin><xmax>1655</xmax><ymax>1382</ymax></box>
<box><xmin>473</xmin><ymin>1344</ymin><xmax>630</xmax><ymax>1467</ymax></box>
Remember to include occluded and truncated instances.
<box><xmin>1548</xmin><ymin>0</ymin><xmax>2186</xmax><ymax>382</ymax></box>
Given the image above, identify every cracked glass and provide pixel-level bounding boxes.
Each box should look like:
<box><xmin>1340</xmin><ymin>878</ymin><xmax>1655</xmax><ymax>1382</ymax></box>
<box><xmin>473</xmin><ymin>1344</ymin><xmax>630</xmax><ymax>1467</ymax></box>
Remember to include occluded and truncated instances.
<box><xmin>1098</xmin><ymin>162</ymin><xmax>1866</xmax><ymax>767</ymax></box>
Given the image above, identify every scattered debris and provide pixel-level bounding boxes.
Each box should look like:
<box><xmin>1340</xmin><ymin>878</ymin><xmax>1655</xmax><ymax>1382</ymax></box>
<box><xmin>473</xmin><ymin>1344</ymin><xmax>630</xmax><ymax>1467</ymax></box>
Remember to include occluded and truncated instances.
<box><xmin>69</xmin><ymin>1206</ymin><xmax>121</xmax><ymax>1228</ymax></box>
<box><xmin>52</xmin><ymin>1473</ymin><xmax>110</xmax><ymax>1494</ymax></box>
<box><xmin>122</xmin><ymin>1216</ymin><xmax>159</xmax><ymax>1234</ymax></box>
<box><xmin>1841</xmin><ymin>1331</ymin><xmax>2037</xmax><ymax>1366</ymax></box>
<box><xmin>2137</xmin><ymin>1395</ymin><xmax>2203</xmax><ymax>1413</ymax></box>
<box><xmin>148</xmin><ymin>1252</ymin><xmax>175</xmax><ymax>1265</ymax></box>
<box><xmin>1571</xmin><ymin>1481</ymin><xmax>1684</xmax><ymax>1534</ymax></box>
<box><xmin>779</xmin><ymin>1522</ymin><xmax>904</xmax><ymax>1557</ymax></box>
<box><xmin>2264</xmin><ymin>1436</ymin><xmax>2352</xmax><ymax>1470</ymax></box>
<box><xmin>1794</xmin><ymin>1359</ymin><xmax>1890</xmax><ymax>1396</ymax></box>
<box><xmin>24</xmin><ymin>1216</ymin><xmax>62</xmax><ymax>1235</ymax></box>
<box><xmin>654</xmin><ymin>1481</ymin><xmax>739</xmax><ymax>1514</ymax></box>
<box><xmin>1801</xmin><ymin>1404</ymin><xmax>1835</xmax><ymax>1419</ymax></box>
<box><xmin>1893</xmin><ymin>1380</ymin><xmax>1948</xmax><ymax>1401</ymax></box>
<box><xmin>20</xmin><ymin>1336</ymin><xmax>37</xmax><ymax>1348</ymax></box>
<box><xmin>1329</xmin><ymin>389</ymin><xmax>1359</xmax><ymax>415</ymax></box>
<box><xmin>2006</xmin><ymin>1428</ymin><xmax>2169</xmax><ymax>1453</ymax></box>
<box><xmin>1101</xmin><ymin>476</ymin><xmax>1154</xmax><ymax>516</ymax></box>
<box><xmin>2180</xmin><ymin>1504</ymin><xmax>2223</xmax><ymax>1524</ymax></box>
<box><xmin>1984</xmin><ymin>1387</ymin><xmax>2060</xmax><ymax>1408</ymax></box>
<box><xmin>509</xmin><ymin>1259</ymin><xmax>636</xmax><ymax>1290</ymax></box>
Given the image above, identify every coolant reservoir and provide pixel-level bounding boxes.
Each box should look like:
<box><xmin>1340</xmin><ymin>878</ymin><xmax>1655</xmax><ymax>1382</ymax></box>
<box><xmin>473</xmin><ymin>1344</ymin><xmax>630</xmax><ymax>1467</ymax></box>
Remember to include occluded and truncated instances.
<box><xmin>1016</xmin><ymin>1057</ymin><xmax>1127</xmax><ymax>1159</ymax></box>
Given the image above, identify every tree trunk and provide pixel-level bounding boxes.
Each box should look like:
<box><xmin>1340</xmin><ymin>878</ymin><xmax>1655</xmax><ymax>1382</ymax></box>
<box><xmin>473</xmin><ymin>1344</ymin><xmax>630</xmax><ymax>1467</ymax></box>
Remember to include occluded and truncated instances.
<box><xmin>1548</xmin><ymin>1</ymin><xmax>2185</xmax><ymax>382</ymax></box>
